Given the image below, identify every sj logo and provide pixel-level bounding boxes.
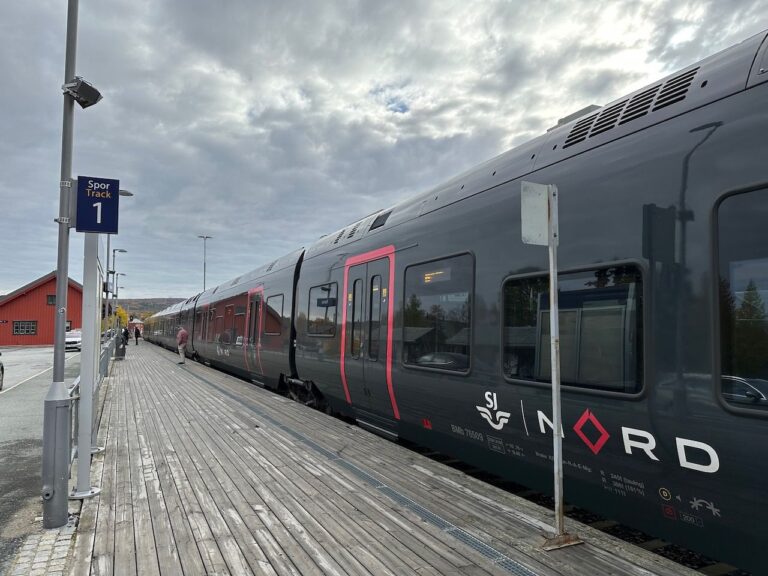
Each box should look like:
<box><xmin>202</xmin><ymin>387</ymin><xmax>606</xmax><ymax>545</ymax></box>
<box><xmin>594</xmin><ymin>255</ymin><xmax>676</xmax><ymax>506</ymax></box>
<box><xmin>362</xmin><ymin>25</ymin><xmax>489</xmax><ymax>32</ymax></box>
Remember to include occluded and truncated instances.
<box><xmin>476</xmin><ymin>392</ymin><xmax>512</xmax><ymax>430</ymax></box>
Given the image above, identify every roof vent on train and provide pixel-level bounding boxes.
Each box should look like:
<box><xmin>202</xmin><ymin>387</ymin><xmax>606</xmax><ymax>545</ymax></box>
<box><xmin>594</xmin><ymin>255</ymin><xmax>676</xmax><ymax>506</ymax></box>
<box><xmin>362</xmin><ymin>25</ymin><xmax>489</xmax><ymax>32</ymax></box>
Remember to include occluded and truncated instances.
<box><xmin>562</xmin><ymin>66</ymin><xmax>700</xmax><ymax>149</ymax></box>
<box><xmin>265</xmin><ymin>259</ymin><xmax>278</xmax><ymax>272</ymax></box>
<box><xmin>346</xmin><ymin>222</ymin><xmax>361</xmax><ymax>239</ymax></box>
<box><xmin>333</xmin><ymin>229</ymin><xmax>346</xmax><ymax>244</ymax></box>
<box><xmin>369</xmin><ymin>210</ymin><xmax>392</xmax><ymax>230</ymax></box>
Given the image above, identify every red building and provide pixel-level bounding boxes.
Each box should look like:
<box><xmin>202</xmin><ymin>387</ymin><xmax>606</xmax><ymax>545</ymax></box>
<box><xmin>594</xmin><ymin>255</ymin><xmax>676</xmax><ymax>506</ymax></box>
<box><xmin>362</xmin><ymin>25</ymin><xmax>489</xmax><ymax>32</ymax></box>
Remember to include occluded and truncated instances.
<box><xmin>0</xmin><ymin>272</ymin><xmax>83</xmax><ymax>346</ymax></box>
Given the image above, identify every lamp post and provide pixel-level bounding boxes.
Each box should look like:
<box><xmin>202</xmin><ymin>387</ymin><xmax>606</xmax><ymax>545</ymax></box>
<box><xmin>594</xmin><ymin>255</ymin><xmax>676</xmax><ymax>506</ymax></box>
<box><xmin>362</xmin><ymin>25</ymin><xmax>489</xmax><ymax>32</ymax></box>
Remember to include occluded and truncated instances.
<box><xmin>111</xmin><ymin>249</ymin><xmax>126</xmax><ymax>329</ymax></box>
<box><xmin>105</xmin><ymin>191</ymin><xmax>134</xmax><ymax>303</ymax></box>
<box><xmin>198</xmin><ymin>235</ymin><xmax>212</xmax><ymax>291</ymax></box>
<box><xmin>44</xmin><ymin>0</ymin><xmax>104</xmax><ymax>529</ymax></box>
<box><xmin>114</xmin><ymin>273</ymin><xmax>126</xmax><ymax>329</ymax></box>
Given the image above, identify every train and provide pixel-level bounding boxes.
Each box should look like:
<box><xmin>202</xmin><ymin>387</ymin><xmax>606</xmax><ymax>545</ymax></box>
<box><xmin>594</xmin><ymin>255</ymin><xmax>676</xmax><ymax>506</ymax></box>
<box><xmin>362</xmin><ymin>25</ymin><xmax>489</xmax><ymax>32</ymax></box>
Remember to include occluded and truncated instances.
<box><xmin>145</xmin><ymin>30</ymin><xmax>768</xmax><ymax>574</ymax></box>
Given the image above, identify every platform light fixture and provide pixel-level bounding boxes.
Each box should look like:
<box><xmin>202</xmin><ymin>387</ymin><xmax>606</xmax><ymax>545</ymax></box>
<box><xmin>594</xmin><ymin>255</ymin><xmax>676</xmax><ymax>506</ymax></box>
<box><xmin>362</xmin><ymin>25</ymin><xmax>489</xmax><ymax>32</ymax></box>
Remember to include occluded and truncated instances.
<box><xmin>198</xmin><ymin>235</ymin><xmax>212</xmax><ymax>291</ymax></box>
<box><xmin>104</xmin><ymin>191</ymin><xmax>134</xmax><ymax>296</ymax></box>
<box><xmin>62</xmin><ymin>76</ymin><xmax>102</xmax><ymax>109</ymax></box>
<box><xmin>111</xmin><ymin>249</ymin><xmax>127</xmax><ymax>329</ymax></box>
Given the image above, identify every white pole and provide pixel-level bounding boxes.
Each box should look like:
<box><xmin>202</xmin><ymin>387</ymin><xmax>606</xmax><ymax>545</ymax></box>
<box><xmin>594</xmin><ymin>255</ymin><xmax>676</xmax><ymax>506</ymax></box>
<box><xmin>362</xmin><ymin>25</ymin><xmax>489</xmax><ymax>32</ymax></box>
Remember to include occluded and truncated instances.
<box><xmin>71</xmin><ymin>232</ymin><xmax>100</xmax><ymax>498</ymax></box>
<box><xmin>547</xmin><ymin>185</ymin><xmax>564</xmax><ymax>536</ymax></box>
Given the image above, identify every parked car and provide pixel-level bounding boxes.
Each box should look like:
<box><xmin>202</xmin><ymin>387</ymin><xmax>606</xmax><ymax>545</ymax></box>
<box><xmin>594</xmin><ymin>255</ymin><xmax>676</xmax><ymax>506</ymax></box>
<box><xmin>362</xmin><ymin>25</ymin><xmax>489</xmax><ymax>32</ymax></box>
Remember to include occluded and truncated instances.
<box><xmin>0</xmin><ymin>352</ymin><xmax>4</xmax><ymax>391</ymax></box>
<box><xmin>65</xmin><ymin>330</ymin><xmax>82</xmax><ymax>351</ymax></box>
<box><xmin>722</xmin><ymin>375</ymin><xmax>768</xmax><ymax>406</ymax></box>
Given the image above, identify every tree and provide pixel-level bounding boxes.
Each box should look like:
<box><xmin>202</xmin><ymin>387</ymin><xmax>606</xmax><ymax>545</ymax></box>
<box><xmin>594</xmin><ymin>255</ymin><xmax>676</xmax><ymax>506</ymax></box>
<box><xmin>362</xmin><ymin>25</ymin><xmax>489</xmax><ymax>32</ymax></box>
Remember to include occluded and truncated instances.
<box><xmin>734</xmin><ymin>280</ymin><xmax>768</xmax><ymax>377</ymax></box>
<box><xmin>737</xmin><ymin>280</ymin><xmax>766</xmax><ymax>320</ymax></box>
<box><xmin>115</xmin><ymin>305</ymin><xmax>128</xmax><ymax>328</ymax></box>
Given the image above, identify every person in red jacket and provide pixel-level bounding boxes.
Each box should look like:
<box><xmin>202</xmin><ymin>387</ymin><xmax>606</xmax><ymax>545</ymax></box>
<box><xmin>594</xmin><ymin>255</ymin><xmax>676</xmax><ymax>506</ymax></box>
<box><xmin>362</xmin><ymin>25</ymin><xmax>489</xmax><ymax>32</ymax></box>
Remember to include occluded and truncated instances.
<box><xmin>176</xmin><ymin>326</ymin><xmax>188</xmax><ymax>364</ymax></box>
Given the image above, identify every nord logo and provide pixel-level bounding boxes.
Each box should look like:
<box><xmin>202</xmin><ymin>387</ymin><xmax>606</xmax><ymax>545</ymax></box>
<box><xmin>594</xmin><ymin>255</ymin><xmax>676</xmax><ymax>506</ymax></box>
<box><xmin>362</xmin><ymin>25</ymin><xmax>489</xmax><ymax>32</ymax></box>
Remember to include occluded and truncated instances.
<box><xmin>536</xmin><ymin>408</ymin><xmax>720</xmax><ymax>474</ymax></box>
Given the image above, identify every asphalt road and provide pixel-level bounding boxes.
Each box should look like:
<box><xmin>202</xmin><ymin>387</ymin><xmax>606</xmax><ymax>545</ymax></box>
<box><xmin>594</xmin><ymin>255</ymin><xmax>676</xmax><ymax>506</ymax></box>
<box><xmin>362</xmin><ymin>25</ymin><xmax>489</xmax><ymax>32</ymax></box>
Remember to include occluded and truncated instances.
<box><xmin>0</xmin><ymin>347</ymin><xmax>80</xmax><ymax>574</ymax></box>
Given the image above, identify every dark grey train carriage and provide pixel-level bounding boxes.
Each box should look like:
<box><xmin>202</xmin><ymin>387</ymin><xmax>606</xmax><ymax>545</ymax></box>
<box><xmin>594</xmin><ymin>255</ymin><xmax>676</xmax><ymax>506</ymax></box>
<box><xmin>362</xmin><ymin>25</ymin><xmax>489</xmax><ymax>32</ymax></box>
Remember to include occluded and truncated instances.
<box><xmin>145</xmin><ymin>30</ymin><xmax>768</xmax><ymax>573</ymax></box>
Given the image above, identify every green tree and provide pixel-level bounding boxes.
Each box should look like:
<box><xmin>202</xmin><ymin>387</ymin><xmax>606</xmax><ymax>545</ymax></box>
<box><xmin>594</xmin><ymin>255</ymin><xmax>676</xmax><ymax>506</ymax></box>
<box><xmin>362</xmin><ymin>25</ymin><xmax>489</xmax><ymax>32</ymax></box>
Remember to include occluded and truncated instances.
<box><xmin>734</xmin><ymin>280</ymin><xmax>768</xmax><ymax>377</ymax></box>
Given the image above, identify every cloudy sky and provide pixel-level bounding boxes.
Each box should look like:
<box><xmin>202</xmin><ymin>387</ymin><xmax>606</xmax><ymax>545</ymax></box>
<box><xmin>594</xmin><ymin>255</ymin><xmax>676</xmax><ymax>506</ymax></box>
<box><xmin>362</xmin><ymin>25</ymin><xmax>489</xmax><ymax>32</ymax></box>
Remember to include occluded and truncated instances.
<box><xmin>1</xmin><ymin>0</ymin><xmax>766</xmax><ymax>298</ymax></box>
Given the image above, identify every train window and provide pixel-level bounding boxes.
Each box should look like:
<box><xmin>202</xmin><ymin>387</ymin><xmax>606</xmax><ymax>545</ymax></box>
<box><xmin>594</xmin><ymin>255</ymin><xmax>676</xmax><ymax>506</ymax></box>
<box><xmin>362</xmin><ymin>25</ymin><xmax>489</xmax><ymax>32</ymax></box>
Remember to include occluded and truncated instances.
<box><xmin>214</xmin><ymin>315</ymin><xmax>223</xmax><ymax>343</ymax></box>
<box><xmin>264</xmin><ymin>295</ymin><xmax>283</xmax><ymax>335</ymax></box>
<box><xmin>233</xmin><ymin>305</ymin><xmax>246</xmax><ymax>346</ymax></box>
<box><xmin>195</xmin><ymin>311</ymin><xmax>203</xmax><ymax>341</ymax></box>
<box><xmin>308</xmin><ymin>283</ymin><xmax>337</xmax><ymax>336</ymax></box>
<box><xmin>249</xmin><ymin>295</ymin><xmax>261</xmax><ymax>344</ymax></box>
<box><xmin>369</xmin><ymin>275</ymin><xmax>382</xmax><ymax>361</ymax></box>
<box><xmin>224</xmin><ymin>305</ymin><xmax>235</xmax><ymax>345</ymax></box>
<box><xmin>351</xmin><ymin>279</ymin><xmax>363</xmax><ymax>356</ymax></box>
<box><xmin>503</xmin><ymin>265</ymin><xmax>642</xmax><ymax>393</ymax></box>
<box><xmin>403</xmin><ymin>254</ymin><xmax>473</xmax><ymax>372</ymax></box>
<box><xmin>718</xmin><ymin>190</ymin><xmax>768</xmax><ymax>411</ymax></box>
<box><xmin>206</xmin><ymin>309</ymin><xmax>215</xmax><ymax>341</ymax></box>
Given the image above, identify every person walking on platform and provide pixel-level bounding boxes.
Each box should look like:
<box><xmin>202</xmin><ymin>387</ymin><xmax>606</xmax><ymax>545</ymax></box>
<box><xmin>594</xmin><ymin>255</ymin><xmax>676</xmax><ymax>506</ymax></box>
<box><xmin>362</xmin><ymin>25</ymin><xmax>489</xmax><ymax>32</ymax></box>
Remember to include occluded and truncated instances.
<box><xmin>134</xmin><ymin>326</ymin><xmax>141</xmax><ymax>345</ymax></box>
<box><xmin>176</xmin><ymin>326</ymin><xmax>188</xmax><ymax>364</ymax></box>
<box><xmin>122</xmin><ymin>327</ymin><xmax>130</xmax><ymax>346</ymax></box>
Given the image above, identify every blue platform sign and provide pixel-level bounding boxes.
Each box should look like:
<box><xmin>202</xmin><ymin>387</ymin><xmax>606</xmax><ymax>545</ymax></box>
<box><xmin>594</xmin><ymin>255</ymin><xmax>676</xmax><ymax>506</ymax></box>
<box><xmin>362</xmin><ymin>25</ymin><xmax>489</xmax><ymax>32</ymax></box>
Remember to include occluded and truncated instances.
<box><xmin>76</xmin><ymin>176</ymin><xmax>120</xmax><ymax>234</ymax></box>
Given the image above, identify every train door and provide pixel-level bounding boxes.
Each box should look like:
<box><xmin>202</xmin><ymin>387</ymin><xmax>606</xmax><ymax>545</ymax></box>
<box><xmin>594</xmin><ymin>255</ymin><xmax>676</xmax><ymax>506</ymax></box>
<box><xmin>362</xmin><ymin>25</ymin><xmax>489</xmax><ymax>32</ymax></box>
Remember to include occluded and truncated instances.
<box><xmin>342</xmin><ymin>249</ymin><xmax>400</xmax><ymax>427</ymax></box>
<box><xmin>246</xmin><ymin>289</ymin><xmax>264</xmax><ymax>376</ymax></box>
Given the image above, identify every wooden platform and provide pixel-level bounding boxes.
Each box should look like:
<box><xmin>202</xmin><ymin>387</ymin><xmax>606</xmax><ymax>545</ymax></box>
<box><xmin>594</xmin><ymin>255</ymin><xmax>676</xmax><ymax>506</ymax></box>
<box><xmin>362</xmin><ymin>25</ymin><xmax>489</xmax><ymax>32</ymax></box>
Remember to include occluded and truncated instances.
<box><xmin>68</xmin><ymin>344</ymin><xmax>698</xmax><ymax>576</ymax></box>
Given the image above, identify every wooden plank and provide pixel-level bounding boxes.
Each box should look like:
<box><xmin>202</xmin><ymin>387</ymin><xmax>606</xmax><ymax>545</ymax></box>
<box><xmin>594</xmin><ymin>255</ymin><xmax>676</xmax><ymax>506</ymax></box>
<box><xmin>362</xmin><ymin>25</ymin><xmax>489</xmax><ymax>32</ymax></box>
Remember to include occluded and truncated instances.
<box><xmin>126</xmin><ymin>370</ymin><xmax>183</xmax><ymax>575</ymax></box>
<box><xmin>122</xmin><ymin>365</ymin><xmax>162</xmax><ymax>576</ymax></box>
<box><xmin>90</xmin><ymin>361</ymin><xmax>121</xmax><ymax>576</ymax></box>
<box><xmin>68</xmin><ymin>370</ymin><xmax>115</xmax><ymax>576</ymax></box>
<box><xmin>112</xmin><ymin>361</ymin><xmax>137</xmax><ymax>575</ymax></box>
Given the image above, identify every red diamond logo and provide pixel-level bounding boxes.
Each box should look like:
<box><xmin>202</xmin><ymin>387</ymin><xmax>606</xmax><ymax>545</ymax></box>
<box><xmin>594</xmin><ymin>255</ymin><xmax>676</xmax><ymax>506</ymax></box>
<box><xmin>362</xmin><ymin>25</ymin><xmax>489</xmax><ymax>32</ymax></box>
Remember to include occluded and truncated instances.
<box><xmin>573</xmin><ymin>409</ymin><xmax>610</xmax><ymax>455</ymax></box>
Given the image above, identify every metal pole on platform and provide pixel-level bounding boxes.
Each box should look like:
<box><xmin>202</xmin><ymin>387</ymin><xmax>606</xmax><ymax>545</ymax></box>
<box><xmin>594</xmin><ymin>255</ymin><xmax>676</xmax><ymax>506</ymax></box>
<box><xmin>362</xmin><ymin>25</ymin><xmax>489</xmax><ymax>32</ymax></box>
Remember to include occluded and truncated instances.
<box><xmin>42</xmin><ymin>0</ymin><xmax>79</xmax><ymax>528</ymax></box>
<box><xmin>71</xmin><ymin>232</ymin><xmax>101</xmax><ymax>499</ymax></box>
<box><xmin>521</xmin><ymin>182</ymin><xmax>580</xmax><ymax>549</ymax></box>
<box><xmin>112</xmin><ymin>249</ymin><xmax>126</xmax><ymax>328</ymax></box>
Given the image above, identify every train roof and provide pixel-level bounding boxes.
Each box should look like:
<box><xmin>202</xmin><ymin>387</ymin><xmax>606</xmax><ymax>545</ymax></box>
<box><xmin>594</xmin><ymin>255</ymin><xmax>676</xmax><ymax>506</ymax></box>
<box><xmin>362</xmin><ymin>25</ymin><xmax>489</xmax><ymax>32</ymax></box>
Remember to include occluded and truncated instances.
<box><xmin>303</xmin><ymin>29</ymin><xmax>768</xmax><ymax>260</ymax></box>
<box><xmin>148</xmin><ymin>247</ymin><xmax>305</xmax><ymax>319</ymax></box>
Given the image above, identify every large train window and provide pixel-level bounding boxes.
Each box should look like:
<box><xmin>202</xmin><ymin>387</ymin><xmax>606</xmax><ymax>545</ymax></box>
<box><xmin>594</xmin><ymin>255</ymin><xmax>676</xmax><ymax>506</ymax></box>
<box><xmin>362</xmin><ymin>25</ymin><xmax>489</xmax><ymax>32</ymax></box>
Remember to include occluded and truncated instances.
<box><xmin>265</xmin><ymin>295</ymin><xmax>283</xmax><ymax>335</ymax></box>
<box><xmin>503</xmin><ymin>265</ymin><xmax>642</xmax><ymax>393</ymax></box>
<box><xmin>403</xmin><ymin>254</ymin><xmax>473</xmax><ymax>372</ymax></box>
<box><xmin>718</xmin><ymin>189</ymin><xmax>768</xmax><ymax>411</ymax></box>
<box><xmin>308</xmin><ymin>283</ymin><xmax>337</xmax><ymax>336</ymax></box>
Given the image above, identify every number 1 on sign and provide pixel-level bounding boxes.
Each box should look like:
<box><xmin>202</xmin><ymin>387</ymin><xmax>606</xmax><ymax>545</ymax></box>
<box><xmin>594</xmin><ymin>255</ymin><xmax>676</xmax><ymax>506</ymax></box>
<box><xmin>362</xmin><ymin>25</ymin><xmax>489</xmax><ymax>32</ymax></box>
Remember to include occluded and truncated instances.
<box><xmin>92</xmin><ymin>202</ymin><xmax>102</xmax><ymax>224</ymax></box>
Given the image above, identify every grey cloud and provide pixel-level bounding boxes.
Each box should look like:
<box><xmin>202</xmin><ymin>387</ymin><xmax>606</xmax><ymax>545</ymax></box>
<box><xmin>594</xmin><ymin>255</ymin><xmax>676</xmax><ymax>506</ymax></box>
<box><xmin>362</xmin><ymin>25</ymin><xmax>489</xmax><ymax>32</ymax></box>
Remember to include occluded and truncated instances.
<box><xmin>2</xmin><ymin>1</ymin><xmax>768</xmax><ymax>297</ymax></box>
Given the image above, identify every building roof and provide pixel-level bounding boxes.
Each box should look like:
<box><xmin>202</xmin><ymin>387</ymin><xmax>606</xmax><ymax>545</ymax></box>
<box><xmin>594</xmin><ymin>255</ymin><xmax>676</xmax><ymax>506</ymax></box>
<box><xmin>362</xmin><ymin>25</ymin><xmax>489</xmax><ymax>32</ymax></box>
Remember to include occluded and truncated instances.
<box><xmin>0</xmin><ymin>271</ymin><xmax>83</xmax><ymax>308</ymax></box>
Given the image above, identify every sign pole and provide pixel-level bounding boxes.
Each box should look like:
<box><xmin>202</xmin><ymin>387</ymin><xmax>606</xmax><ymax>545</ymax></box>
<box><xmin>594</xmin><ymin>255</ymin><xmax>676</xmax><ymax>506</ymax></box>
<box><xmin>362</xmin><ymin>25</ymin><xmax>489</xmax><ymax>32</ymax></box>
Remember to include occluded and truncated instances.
<box><xmin>70</xmin><ymin>233</ymin><xmax>101</xmax><ymax>499</ymax></box>
<box><xmin>546</xmin><ymin>185</ymin><xmax>565</xmax><ymax>537</ymax></box>
<box><xmin>521</xmin><ymin>181</ymin><xmax>581</xmax><ymax>550</ymax></box>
